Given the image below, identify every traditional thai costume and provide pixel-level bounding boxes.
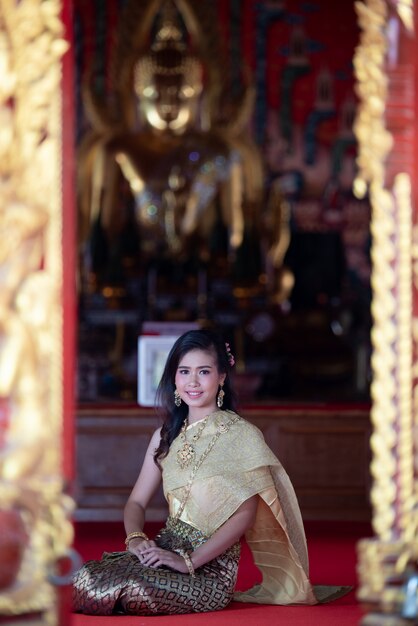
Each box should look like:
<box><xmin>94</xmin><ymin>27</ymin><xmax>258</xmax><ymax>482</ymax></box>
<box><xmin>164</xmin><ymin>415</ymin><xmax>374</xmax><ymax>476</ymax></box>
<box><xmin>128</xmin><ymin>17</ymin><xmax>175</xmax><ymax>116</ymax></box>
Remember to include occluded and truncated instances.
<box><xmin>73</xmin><ymin>410</ymin><xmax>347</xmax><ymax>615</ymax></box>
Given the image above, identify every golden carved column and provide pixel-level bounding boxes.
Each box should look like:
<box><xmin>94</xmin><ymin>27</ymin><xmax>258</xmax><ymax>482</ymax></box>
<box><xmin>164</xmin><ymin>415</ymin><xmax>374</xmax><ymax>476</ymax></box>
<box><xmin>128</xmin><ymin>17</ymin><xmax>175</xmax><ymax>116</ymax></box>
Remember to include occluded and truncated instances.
<box><xmin>353</xmin><ymin>0</ymin><xmax>418</xmax><ymax>623</ymax></box>
<box><xmin>0</xmin><ymin>1</ymin><xmax>75</xmax><ymax>624</ymax></box>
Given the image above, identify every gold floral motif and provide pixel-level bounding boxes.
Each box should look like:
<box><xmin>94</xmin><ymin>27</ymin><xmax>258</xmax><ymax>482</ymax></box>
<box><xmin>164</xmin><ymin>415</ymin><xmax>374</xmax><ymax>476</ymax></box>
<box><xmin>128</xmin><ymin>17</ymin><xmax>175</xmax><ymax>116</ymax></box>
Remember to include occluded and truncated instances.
<box><xmin>177</xmin><ymin>416</ymin><xmax>210</xmax><ymax>470</ymax></box>
<box><xmin>0</xmin><ymin>0</ymin><xmax>71</xmax><ymax>623</ymax></box>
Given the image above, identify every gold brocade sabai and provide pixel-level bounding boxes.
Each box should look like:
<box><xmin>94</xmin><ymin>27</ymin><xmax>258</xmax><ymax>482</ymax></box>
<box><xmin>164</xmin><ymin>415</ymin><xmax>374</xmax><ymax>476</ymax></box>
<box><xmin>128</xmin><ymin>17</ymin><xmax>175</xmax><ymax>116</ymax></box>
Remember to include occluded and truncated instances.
<box><xmin>163</xmin><ymin>410</ymin><xmax>317</xmax><ymax>605</ymax></box>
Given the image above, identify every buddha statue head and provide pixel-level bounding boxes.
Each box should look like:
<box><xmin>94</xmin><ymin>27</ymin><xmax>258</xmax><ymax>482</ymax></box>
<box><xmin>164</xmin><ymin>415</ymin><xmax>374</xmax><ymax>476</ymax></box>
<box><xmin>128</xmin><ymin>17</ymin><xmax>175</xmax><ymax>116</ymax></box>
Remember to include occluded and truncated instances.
<box><xmin>133</xmin><ymin>1</ymin><xmax>204</xmax><ymax>133</ymax></box>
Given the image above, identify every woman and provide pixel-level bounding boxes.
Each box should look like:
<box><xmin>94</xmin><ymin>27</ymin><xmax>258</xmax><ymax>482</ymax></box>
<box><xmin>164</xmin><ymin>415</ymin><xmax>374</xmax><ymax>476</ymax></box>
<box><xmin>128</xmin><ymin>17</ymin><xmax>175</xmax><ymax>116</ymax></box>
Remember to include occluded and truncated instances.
<box><xmin>73</xmin><ymin>329</ymin><xmax>346</xmax><ymax>615</ymax></box>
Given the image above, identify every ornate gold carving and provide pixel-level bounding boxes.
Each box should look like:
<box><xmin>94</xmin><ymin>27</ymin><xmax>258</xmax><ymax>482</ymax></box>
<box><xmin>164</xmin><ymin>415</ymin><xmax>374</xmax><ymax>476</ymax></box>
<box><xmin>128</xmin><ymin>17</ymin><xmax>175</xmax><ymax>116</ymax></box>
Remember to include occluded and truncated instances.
<box><xmin>393</xmin><ymin>0</ymin><xmax>414</xmax><ymax>31</ymax></box>
<box><xmin>353</xmin><ymin>0</ymin><xmax>417</xmax><ymax>623</ymax></box>
<box><xmin>394</xmin><ymin>174</ymin><xmax>414</xmax><ymax>546</ymax></box>
<box><xmin>353</xmin><ymin>0</ymin><xmax>391</xmax><ymax>197</ymax></box>
<box><xmin>0</xmin><ymin>0</ymin><xmax>72</xmax><ymax>623</ymax></box>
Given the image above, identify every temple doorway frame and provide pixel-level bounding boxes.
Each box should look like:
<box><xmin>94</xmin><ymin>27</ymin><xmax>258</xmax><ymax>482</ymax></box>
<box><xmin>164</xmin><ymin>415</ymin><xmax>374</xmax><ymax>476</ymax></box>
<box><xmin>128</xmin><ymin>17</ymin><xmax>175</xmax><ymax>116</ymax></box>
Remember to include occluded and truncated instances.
<box><xmin>0</xmin><ymin>0</ymin><xmax>417</xmax><ymax>624</ymax></box>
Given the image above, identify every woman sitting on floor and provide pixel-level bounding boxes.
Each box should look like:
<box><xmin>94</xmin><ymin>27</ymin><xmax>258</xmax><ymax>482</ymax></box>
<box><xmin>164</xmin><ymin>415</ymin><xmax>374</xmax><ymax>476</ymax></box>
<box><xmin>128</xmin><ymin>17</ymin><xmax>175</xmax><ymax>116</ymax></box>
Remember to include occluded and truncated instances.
<box><xmin>73</xmin><ymin>328</ymin><xmax>347</xmax><ymax>615</ymax></box>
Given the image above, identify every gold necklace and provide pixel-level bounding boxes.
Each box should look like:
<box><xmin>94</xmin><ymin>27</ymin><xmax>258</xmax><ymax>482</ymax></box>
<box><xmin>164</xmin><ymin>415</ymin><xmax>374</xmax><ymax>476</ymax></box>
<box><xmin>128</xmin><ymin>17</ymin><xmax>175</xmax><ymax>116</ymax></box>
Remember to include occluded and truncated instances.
<box><xmin>176</xmin><ymin>415</ymin><xmax>210</xmax><ymax>469</ymax></box>
<box><xmin>174</xmin><ymin>412</ymin><xmax>241</xmax><ymax>520</ymax></box>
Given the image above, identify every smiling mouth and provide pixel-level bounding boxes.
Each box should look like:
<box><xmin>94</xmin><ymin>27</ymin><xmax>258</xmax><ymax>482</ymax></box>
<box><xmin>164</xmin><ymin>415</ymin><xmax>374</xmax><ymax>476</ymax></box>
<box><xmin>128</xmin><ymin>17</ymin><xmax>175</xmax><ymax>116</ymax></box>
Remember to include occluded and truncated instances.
<box><xmin>187</xmin><ymin>391</ymin><xmax>203</xmax><ymax>398</ymax></box>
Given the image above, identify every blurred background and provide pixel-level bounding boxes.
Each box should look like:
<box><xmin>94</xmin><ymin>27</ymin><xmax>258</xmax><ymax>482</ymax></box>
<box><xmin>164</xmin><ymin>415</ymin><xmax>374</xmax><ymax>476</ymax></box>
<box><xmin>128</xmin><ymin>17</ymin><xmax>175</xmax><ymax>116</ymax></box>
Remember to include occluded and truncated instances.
<box><xmin>74</xmin><ymin>0</ymin><xmax>371</xmax><ymax>406</ymax></box>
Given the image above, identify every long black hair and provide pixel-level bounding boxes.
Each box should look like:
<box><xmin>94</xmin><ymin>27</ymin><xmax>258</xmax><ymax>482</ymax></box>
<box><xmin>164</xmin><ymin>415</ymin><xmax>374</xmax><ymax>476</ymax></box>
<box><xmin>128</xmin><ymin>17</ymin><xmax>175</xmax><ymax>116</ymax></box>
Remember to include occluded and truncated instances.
<box><xmin>153</xmin><ymin>328</ymin><xmax>236</xmax><ymax>465</ymax></box>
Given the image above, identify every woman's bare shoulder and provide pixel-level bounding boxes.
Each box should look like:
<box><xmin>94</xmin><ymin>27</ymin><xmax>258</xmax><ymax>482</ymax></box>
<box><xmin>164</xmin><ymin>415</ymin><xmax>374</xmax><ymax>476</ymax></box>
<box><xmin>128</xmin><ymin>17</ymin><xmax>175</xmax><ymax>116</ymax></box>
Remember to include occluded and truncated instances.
<box><xmin>145</xmin><ymin>427</ymin><xmax>163</xmax><ymax>454</ymax></box>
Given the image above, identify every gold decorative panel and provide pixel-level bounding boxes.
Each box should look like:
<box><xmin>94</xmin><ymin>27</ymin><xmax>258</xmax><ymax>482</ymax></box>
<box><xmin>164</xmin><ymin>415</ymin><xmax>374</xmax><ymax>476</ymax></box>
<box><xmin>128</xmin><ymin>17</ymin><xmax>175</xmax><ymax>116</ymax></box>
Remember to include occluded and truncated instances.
<box><xmin>0</xmin><ymin>0</ymin><xmax>73</xmax><ymax>624</ymax></box>
<box><xmin>354</xmin><ymin>0</ymin><xmax>417</xmax><ymax>622</ymax></box>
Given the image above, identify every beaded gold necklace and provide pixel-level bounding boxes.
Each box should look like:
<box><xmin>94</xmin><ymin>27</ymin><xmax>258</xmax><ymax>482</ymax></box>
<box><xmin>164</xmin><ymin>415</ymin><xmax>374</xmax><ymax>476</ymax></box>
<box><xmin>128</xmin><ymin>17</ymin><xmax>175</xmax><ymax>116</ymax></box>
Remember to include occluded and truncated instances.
<box><xmin>174</xmin><ymin>412</ymin><xmax>240</xmax><ymax>520</ymax></box>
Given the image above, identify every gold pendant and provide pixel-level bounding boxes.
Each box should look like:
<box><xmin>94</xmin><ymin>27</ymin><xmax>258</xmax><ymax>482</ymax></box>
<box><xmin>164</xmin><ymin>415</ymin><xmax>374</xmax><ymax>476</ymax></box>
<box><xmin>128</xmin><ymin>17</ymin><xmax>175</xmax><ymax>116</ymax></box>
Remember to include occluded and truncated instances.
<box><xmin>177</xmin><ymin>442</ymin><xmax>195</xmax><ymax>469</ymax></box>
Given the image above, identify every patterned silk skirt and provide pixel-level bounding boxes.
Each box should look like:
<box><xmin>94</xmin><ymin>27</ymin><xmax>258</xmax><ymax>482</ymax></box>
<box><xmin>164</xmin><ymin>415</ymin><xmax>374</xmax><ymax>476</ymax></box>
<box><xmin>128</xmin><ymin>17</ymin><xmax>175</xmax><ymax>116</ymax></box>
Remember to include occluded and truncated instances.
<box><xmin>72</xmin><ymin>517</ymin><xmax>241</xmax><ymax>616</ymax></box>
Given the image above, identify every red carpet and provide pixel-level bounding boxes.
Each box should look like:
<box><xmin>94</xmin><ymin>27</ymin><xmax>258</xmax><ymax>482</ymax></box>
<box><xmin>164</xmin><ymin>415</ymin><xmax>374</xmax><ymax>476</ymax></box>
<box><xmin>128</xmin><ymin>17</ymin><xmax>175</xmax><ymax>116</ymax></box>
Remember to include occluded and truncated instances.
<box><xmin>71</xmin><ymin>520</ymin><xmax>370</xmax><ymax>625</ymax></box>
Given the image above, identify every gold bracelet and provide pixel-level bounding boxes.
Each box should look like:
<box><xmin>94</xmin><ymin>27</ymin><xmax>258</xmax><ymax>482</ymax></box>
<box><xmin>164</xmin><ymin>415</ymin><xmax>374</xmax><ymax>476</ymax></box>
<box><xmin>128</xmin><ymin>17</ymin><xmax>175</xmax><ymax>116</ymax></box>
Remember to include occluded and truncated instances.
<box><xmin>125</xmin><ymin>530</ymin><xmax>149</xmax><ymax>549</ymax></box>
<box><xmin>178</xmin><ymin>549</ymin><xmax>195</xmax><ymax>577</ymax></box>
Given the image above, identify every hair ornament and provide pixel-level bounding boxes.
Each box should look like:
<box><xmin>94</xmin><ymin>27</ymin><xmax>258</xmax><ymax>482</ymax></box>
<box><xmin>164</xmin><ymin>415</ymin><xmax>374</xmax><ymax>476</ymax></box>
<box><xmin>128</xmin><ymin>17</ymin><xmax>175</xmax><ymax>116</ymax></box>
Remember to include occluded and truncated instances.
<box><xmin>225</xmin><ymin>342</ymin><xmax>235</xmax><ymax>367</ymax></box>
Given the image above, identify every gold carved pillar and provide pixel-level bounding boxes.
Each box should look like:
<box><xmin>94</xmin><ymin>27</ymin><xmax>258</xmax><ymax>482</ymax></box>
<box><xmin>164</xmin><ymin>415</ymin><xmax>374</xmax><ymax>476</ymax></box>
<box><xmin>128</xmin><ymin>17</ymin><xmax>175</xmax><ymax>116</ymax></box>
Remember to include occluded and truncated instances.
<box><xmin>354</xmin><ymin>0</ymin><xmax>418</xmax><ymax>623</ymax></box>
<box><xmin>0</xmin><ymin>1</ymin><xmax>75</xmax><ymax>624</ymax></box>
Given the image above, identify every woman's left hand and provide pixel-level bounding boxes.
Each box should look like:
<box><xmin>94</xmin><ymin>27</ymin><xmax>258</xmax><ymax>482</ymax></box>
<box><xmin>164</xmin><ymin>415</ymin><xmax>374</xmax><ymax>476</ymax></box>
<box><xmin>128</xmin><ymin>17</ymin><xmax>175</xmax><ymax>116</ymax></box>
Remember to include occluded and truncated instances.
<box><xmin>138</xmin><ymin>546</ymin><xmax>189</xmax><ymax>573</ymax></box>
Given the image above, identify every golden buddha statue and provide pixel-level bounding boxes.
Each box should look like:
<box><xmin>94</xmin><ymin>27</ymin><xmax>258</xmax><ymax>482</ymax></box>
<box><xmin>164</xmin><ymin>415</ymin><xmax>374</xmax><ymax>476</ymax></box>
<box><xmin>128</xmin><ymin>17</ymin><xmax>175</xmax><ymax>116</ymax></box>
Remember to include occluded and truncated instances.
<box><xmin>78</xmin><ymin>0</ymin><xmax>288</xmax><ymax>304</ymax></box>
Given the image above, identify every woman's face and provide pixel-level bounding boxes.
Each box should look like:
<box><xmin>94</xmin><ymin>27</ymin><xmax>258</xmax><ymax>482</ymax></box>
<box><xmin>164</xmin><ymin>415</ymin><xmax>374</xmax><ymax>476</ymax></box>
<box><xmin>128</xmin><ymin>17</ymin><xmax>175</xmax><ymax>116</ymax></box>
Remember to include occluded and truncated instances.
<box><xmin>174</xmin><ymin>348</ymin><xmax>225</xmax><ymax>418</ymax></box>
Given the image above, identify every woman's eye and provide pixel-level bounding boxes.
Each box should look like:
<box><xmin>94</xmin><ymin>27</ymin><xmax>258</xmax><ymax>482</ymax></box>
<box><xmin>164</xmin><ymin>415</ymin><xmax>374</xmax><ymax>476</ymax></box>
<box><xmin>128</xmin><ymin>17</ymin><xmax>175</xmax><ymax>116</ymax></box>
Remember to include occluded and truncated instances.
<box><xmin>200</xmin><ymin>369</ymin><xmax>210</xmax><ymax>375</ymax></box>
<box><xmin>179</xmin><ymin>369</ymin><xmax>189</xmax><ymax>375</ymax></box>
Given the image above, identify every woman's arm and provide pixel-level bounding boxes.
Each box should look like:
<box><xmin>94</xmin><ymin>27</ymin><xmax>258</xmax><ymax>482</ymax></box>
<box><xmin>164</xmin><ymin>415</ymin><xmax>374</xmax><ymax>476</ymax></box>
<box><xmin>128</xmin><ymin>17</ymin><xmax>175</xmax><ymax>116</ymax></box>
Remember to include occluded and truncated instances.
<box><xmin>124</xmin><ymin>428</ymin><xmax>162</xmax><ymax>556</ymax></box>
<box><xmin>139</xmin><ymin>495</ymin><xmax>258</xmax><ymax>573</ymax></box>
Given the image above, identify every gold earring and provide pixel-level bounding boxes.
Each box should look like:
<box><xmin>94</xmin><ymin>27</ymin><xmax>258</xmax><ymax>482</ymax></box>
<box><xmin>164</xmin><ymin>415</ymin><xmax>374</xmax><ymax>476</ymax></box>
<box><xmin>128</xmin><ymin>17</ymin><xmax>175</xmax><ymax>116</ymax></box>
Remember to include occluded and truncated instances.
<box><xmin>217</xmin><ymin>384</ymin><xmax>225</xmax><ymax>408</ymax></box>
<box><xmin>174</xmin><ymin>388</ymin><xmax>182</xmax><ymax>407</ymax></box>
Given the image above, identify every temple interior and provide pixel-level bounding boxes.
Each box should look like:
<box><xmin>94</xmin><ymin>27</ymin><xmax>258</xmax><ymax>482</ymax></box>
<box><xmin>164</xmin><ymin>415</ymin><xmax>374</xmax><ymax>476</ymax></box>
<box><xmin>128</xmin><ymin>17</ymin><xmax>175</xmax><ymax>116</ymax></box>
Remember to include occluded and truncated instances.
<box><xmin>75</xmin><ymin>0</ymin><xmax>371</xmax><ymax>407</ymax></box>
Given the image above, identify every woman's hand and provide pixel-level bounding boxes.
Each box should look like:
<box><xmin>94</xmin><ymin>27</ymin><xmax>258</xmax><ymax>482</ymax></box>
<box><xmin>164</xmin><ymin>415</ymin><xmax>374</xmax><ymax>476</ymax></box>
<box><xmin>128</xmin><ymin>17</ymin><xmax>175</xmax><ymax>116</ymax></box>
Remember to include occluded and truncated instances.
<box><xmin>127</xmin><ymin>537</ymin><xmax>157</xmax><ymax>559</ymax></box>
<box><xmin>137</xmin><ymin>546</ymin><xmax>190</xmax><ymax>574</ymax></box>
